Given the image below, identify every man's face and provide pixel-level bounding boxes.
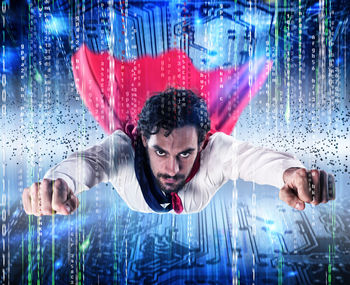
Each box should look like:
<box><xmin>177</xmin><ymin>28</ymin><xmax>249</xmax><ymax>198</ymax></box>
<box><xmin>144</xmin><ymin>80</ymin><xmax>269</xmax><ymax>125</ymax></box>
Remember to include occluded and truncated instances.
<box><xmin>142</xmin><ymin>126</ymin><xmax>203</xmax><ymax>193</ymax></box>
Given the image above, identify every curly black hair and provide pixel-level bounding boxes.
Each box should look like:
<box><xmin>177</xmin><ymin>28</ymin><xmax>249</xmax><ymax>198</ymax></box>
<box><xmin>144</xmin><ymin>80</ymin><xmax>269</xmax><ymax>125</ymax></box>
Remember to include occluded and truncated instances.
<box><xmin>137</xmin><ymin>88</ymin><xmax>211</xmax><ymax>144</ymax></box>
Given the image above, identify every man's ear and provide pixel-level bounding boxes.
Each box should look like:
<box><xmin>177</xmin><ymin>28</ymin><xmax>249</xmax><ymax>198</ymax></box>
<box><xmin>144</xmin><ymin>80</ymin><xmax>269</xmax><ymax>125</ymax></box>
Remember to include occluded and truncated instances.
<box><xmin>141</xmin><ymin>135</ymin><xmax>148</xmax><ymax>147</ymax></box>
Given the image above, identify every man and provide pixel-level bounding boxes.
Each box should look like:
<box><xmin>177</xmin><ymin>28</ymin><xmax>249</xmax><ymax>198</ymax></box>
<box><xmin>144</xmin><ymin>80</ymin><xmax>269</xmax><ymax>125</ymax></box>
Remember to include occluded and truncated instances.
<box><xmin>22</xmin><ymin>88</ymin><xmax>335</xmax><ymax>216</ymax></box>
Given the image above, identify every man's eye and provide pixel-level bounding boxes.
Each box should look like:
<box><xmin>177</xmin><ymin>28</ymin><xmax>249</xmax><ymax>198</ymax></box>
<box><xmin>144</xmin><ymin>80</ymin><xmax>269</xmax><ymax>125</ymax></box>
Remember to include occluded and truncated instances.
<box><xmin>156</xmin><ymin>150</ymin><xmax>166</xmax><ymax>156</ymax></box>
<box><xmin>180</xmin><ymin>152</ymin><xmax>190</xmax><ymax>158</ymax></box>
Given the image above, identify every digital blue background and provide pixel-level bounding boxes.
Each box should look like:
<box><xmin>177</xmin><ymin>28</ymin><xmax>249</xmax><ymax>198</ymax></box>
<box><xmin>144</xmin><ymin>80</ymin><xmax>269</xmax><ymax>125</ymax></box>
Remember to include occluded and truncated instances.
<box><xmin>1</xmin><ymin>0</ymin><xmax>349</xmax><ymax>284</ymax></box>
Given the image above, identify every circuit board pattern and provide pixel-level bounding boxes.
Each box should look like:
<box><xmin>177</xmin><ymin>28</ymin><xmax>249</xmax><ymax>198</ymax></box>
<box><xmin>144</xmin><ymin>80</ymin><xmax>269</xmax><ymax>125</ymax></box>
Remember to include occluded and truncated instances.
<box><xmin>5</xmin><ymin>181</ymin><xmax>350</xmax><ymax>284</ymax></box>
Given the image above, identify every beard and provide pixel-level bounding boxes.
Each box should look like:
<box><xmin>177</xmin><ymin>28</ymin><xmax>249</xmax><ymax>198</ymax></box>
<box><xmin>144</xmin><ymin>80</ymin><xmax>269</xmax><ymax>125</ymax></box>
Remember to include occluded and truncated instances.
<box><xmin>143</xmin><ymin>144</ymin><xmax>190</xmax><ymax>193</ymax></box>
<box><xmin>155</xmin><ymin>173</ymin><xmax>186</xmax><ymax>193</ymax></box>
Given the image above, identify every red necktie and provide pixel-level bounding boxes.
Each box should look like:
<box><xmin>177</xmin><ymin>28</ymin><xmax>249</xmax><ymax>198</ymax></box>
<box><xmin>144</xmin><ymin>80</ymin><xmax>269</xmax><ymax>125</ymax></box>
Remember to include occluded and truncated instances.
<box><xmin>170</xmin><ymin>192</ymin><xmax>183</xmax><ymax>214</ymax></box>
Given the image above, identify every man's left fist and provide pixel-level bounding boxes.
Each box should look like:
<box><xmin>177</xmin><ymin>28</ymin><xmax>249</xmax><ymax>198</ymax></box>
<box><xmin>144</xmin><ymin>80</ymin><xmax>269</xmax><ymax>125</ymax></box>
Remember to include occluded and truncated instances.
<box><xmin>279</xmin><ymin>167</ymin><xmax>335</xmax><ymax>210</ymax></box>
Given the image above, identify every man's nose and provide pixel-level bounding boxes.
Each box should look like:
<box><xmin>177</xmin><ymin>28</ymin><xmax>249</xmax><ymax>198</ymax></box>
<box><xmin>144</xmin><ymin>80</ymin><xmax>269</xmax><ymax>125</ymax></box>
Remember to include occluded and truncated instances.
<box><xmin>165</xmin><ymin>157</ymin><xmax>180</xmax><ymax>176</ymax></box>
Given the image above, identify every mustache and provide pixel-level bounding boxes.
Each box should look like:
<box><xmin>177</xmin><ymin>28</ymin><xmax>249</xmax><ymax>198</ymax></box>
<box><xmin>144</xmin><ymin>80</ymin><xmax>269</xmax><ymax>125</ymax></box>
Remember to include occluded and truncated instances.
<box><xmin>157</xmin><ymin>173</ymin><xmax>185</xmax><ymax>181</ymax></box>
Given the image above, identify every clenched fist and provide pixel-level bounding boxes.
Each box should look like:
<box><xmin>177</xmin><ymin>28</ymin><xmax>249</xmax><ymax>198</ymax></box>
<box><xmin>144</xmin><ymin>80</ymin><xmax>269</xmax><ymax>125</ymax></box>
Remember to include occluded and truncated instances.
<box><xmin>22</xmin><ymin>178</ymin><xmax>79</xmax><ymax>216</ymax></box>
<box><xmin>280</xmin><ymin>167</ymin><xmax>335</xmax><ymax>210</ymax></box>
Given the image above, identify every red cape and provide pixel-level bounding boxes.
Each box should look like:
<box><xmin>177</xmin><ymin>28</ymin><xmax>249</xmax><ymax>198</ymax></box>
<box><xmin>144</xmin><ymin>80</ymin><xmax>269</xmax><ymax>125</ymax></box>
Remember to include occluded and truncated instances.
<box><xmin>71</xmin><ymin>44</ymin><xmax>272</xmax><ymax>137</ymax></box>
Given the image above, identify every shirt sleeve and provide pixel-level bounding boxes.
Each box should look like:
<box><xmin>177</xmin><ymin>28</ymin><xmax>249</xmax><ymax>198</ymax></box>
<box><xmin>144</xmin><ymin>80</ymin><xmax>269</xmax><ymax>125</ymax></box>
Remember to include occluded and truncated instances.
<box><xmin>210</xmin><ymin>133</ymin><xmax>305</xmax><ymax>189</ymax></box>
<box><xmin>43</xmin><ymin>130</ymin><xmax>131</xmax><ymax>194</ymax></box>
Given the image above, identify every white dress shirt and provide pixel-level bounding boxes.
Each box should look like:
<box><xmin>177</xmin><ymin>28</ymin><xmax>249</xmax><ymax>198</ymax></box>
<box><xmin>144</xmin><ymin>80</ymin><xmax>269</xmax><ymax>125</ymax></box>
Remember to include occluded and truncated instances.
<box><xmin>44</xmin><ymin>130</ymin><xmax>305</xmax><ymax>214</ymax></box>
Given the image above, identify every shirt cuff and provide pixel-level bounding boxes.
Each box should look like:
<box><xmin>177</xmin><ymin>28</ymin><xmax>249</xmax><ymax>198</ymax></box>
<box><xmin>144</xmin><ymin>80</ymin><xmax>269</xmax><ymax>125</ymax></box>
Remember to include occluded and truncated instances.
<box><xmin>43</xmin><ymin>171</ymin><xmax>81</xmax><ymax>194</ymax></box>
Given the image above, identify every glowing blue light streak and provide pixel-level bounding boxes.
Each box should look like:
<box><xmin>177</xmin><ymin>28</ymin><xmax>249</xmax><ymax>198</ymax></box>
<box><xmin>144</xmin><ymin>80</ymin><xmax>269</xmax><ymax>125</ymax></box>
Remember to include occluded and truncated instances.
<box><xmin>288</xmin><ymin>271</ymin><xmax>297</xmax><ymax>277</ymax></box>
<box><xmin>0</xmin><ymin>48</ymin><xmax>19</xmax><ymax>73</ymax></box>
<box><xmin>306</xmin><ymin>3</ymin><xmax>321</xmax><ymax>15</ymax></box>
<box><xmin>55</xmin><ymin>259</ymin><xmax>63</xmax><ymax>270</ymax></box>
<box><xmin>195</xmin><ymin>19</ymin><xmax>201</xmax><ymax>25</ymax></box>
<box><xmin>335</xmin><ymin>57</ymin><xmax>342</xmax><ymax>66</ymax></box>
<box><xmin>45</xmin><ymin>17</ymin><xmax>68</xmax><ymax>35</ymax></box>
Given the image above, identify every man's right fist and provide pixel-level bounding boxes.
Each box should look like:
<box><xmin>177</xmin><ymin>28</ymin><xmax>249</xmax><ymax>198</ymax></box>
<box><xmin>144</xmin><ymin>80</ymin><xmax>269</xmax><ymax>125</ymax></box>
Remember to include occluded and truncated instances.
<box><xmin>22</xmin><ymin>178</ymin><xmax>79</xmax><ymax>216</ymax></box>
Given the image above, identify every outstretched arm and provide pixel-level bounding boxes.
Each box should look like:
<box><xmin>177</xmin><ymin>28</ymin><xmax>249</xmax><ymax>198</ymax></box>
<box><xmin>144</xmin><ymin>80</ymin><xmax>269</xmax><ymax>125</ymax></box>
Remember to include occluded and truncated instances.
<box><xmin>22</xmin><ymin>130</ymin><xmax>130</xmax><ymax>216</ymax></box>
<box><xmin>210</xmin><ymin>133</ymin><xmax>335</xmax><ymax>209</ymax></box>
<box><xmin>231</xmin><ymin>138</ymin><xmax>335</xmax><ymax>210</ymax></box>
